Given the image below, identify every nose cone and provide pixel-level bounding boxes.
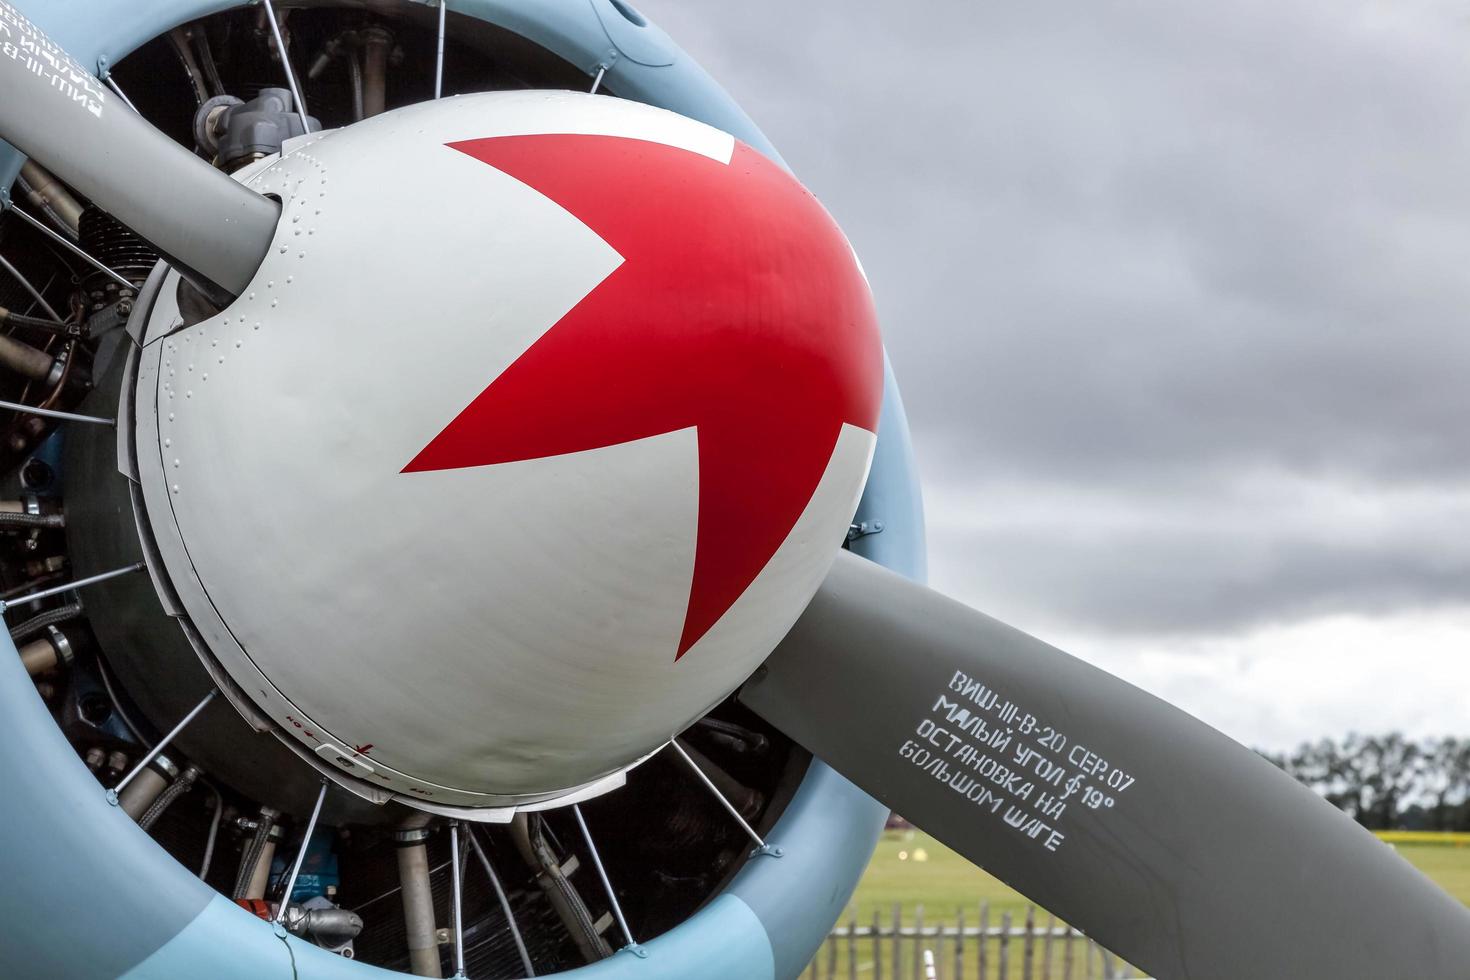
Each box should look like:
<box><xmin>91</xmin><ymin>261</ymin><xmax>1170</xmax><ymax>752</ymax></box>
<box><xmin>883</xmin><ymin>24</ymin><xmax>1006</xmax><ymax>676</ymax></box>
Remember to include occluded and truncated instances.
<box><xmin>134</xmin><ymin>91</ymin><xmax>882</xmax><ymax>809</ymax></box>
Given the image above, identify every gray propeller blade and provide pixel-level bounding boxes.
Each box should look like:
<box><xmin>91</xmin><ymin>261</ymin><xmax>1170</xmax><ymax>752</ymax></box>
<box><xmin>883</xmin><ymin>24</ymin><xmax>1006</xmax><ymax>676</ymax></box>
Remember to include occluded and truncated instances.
<box><xmin>0</xmin><ymin>1</ymin><xmax>277</xmax><ymax>297</ymax></box>
<box><xmin>741</xmin><ymin>550</ymin><xmax>1470</xmax><ymax>979</ymax></box>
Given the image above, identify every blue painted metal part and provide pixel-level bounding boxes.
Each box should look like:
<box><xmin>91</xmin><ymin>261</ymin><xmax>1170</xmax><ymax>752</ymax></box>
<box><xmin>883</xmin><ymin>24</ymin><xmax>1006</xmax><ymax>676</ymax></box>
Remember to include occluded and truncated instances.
<box><xmin>0</xmin><ymin>2</ymin><xmax>928</xmax><ymax>977</ymax></box>
<box><xmin>552</xmin><ymin>895</ymin><xmax>775</xmax><ymax>980</ymax></box>
<box><xmin>0</xmin><ymin>627</ymin><xmax>213</xmax><ymax>980</ymax></box>
<box><xmin>269</xmin><ymin>827</ymin><xmax>340</xmax><ymax>903</ymax></box>
<box><xmin>727</xmin><ymin>761</ymin><xmax>891</xmax><ymax>979</ymax></box>
<box><xmin>26</xmin><ymin>429</ymin><xmax>66</xmax><ymax>498</ymax></box>
<box><xmin>120</xmin><ymin>895</ymin><xmax>409</xmax><ymax>980</ymax></box>
<box><xmin>0</xmin><ymin>0</ymin><xmax>781</xmax><ymax>193</ymax></box>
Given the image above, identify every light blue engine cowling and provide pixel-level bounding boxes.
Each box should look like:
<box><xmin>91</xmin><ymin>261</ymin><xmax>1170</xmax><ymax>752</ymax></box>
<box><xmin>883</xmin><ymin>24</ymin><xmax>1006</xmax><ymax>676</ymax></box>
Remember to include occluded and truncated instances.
<box><xmin>0</xmin><ymin>2</ymin><xmax>927</xmax><ymax>977</ymax></box>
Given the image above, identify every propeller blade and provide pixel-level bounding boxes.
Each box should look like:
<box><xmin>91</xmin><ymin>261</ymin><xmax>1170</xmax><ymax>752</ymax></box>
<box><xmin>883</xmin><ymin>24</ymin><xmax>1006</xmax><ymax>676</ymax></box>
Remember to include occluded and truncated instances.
<box><xmin>741</xmin><ymin>550</ymin><xmax>1470</xmax><ymax>979</ymax></box>
<box><xmin>0</xmin><ymin>1</ymin><xmax>277</xmax><ymax>297</ymax></box>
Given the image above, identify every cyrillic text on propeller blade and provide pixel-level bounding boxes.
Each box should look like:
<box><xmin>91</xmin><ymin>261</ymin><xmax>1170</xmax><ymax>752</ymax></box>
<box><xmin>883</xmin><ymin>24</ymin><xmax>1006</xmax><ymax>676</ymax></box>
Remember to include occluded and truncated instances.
<box><xmin>0</xmin><ymin>4</ymin><xmax>107</xmax><ymax>119</ymax></box>
<box><xmin>894</xmin><ymin>668</ymin><xmax>1141</xmax><ymax>854</ymax></box>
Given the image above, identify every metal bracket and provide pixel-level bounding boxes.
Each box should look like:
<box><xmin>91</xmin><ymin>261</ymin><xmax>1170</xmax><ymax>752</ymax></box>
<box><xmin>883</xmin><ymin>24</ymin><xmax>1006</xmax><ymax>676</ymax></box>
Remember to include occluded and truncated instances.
<box><xmin>847</xmin><ymin>520</ymin><xmax>885</xmax><ymax>542</ymax></box>
<box><xmin>751</xmin><ymin>843</ymin><xmax>784</xmax><ymax>859</ymax></box>
<box><xmin>622</xmin><ymin>943</ymin><xmax>649</xmax><ymax>959</ymax></box>
<box><xmin>96</xmin><ymin>56</ymin><xmax>139</xmax><ymax>114</ymax></box>
<box><xmin>588</xmin><ymin>50</ymin><xmax>619</xmax><ymax>81</ymax></box>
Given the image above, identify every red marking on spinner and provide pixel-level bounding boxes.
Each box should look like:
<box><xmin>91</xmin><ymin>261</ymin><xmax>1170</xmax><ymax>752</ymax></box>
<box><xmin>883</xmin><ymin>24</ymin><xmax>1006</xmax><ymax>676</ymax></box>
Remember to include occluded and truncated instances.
<box><xmin>404</xmin><ymin>134</ymin><xmax>882</xmax><ymax>657</ymax></box>
<box><xmin>285</xmin><ymin>715</ymin><xmax>319</xmax><ymax>741</ymax></box>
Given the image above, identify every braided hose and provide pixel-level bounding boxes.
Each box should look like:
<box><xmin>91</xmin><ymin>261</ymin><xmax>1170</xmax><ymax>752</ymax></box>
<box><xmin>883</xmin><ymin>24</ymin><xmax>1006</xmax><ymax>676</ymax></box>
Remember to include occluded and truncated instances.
<box><xmin>0</xmin><ymin>306</ymin><xmax>79</xmax><ymax>335</ymax></box>
<box><xmin>513</xmin><ymin>814</ymin><xmax>612</xmax><ymax>963</ymax></box>
<box><xmin>9</xmin><ymin>601</ymin><xmax>81</xmax><ymax>644</ymax></box>
<box><xmin>139</xmin><ymin>765</ymin><xmax>201</xmax><ymax>830</ymax></box>
<box><xmin>0</xmin><ymin>510</ymin><xmax>64</xmax><ymax>530</ymax></box>
<box><xmin>232</xmin><ymin>810</ymin><xmax>277</xmax><ymax>900</ymax></box>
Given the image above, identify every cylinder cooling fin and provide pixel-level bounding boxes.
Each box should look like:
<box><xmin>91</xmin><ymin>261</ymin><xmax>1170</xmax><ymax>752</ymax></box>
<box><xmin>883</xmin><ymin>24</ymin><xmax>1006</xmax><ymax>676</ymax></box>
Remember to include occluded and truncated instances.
<box><xmin>0</xmin><ymin>2</ymin><xmax>926</xmax><ymax>978</ymax></box>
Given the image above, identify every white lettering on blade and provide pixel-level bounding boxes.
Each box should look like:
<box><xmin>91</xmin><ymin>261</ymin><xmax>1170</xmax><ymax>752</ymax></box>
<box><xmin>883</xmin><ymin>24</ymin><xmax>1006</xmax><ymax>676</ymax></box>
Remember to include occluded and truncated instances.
<box><xmin>892</xmin><ymin>669</ymin><xmax>1141</xmax><ymax>854</ymax></box>
<box><xmin>0</xmin><ymin>3</ymin><xmax>107</xmax><ymax>118</ymax></box>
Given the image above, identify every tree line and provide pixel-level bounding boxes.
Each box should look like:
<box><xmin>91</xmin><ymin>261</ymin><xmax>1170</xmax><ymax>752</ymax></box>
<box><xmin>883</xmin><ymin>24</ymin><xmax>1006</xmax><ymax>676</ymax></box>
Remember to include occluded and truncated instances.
<box><xmin>1260</xmin><ymin>733</ymin><xmax>1470</xmax><ymax>831</ymax></box>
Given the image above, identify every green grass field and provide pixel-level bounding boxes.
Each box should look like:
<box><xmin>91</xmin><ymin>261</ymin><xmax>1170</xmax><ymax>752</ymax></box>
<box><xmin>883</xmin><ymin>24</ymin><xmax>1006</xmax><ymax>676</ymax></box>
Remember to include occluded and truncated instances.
<box><xmin>803</xmin><ymin>830</ymin><xmax>1470</xmax><ymax>978</ymax></box>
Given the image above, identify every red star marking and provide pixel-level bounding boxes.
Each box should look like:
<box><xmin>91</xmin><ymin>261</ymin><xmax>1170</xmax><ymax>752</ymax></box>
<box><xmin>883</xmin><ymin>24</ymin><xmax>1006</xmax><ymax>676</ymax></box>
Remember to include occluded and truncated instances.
<box><xmin>404</xmin><ymin>134</ymin><xmax>882</xmax><ymax>658</ymax></box>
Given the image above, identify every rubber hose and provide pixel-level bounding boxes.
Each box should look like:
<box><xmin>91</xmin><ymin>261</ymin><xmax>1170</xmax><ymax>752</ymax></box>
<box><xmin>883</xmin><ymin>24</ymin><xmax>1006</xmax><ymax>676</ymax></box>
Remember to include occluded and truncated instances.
<box><xmin>139</xmin><ymin>766</ymin><xmax>200</xmax><ymax>830</ymax></box>
<box><xmin>347</xmin><ymin>51</ymin><xmax>364</xmax><ymax>122</ymax></box>
<box><xmin>232</xmin><ymin>811</ymin><xmax>276</xmax><ymax>900</ymax></box>
<box><xmin>14</xmin><ymin>171</ymin><xmax>81</xmax><ymax>238</ymax></box>
<box><xmin>526</xmin><ymin>815</ymin><xmax>610</xmax><ymax>961</ymax></box>
<box><xmin>199</xmin><ymin>784</ymin><xmax>223</xmax><ymax>880</ymax></box>
<box><xmin>5</xmin><ymin>311</ymin><xmax>74</xmax><ymax>332</ymax></box>
<box><xmin>9</xmin><ymin>602</ymin><xmax>82</xmax><ymax>644</ymax></box>
<box><xmin>0</xmin><ymin>511</ymin><xmax>64</xmax><ymax>530</ymax></box>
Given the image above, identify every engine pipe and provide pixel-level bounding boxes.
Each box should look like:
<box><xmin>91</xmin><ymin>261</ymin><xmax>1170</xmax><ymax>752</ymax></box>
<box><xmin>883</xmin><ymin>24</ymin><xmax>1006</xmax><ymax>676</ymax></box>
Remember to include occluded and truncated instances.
<box><xmin>0</xmin><ymin>306</ymin><xmax>76</xmax><ymax>336</ymax></box>
<box><xmin>139</xmin><ymin>763</ymin><xmax>202</xmax><ymax>831</ymax></box>
<box><xmin>306</xmin><ymin>31</ymin><xmax>365</xmax><ymax>122</ymax></box>
<box><xmin>16</xmin><ymin>625</ymin><xmax>70</xmax><ymax>675</ymax></box>
<box><xmin>16</xmin><ymin>161</ymin><xmax>83</xmax><ymax>236</ymax></box>
<box><xmin>510</xmin><ymin>813</ymin><xmax>611</xmax><ymax>964</ymax></box>
<box><xmin>198</xmin><ymin>784</ymin><xmax>224</xmax><ymax>880</ymax></box>
<box><xmin>0</xmin><ymin>503</ymin><xmax>65</xmax><ymax>530</ymax></box>
<box><xmin>244</xmin><ymin>833</ymin><xmax>280</xmax><ymax>901</ymax></box>
<box><xmin>361</xmin><ymin>26</ymin><xmax>392</xmax><ymax>118</ymax></box>
<box><xmin>16</xmin><ymin>638</ymin><xmax>55</xmax><ymax>674</ymax></box>
<box><xmin>9</xmin><ymin>602</ymin><xmax>81</xmax><ymax>646</ymax></box>
<box><xmin>117</xmin><ymin>752</ymin><xmax>178</xmax><ymax>821</ymax></box>
<box><xmin>393</xmin><ymin>825</ymin><xmax>443</xmax><ymax>979</ymax></box>
<box><xmin>232</xmin><ymin>807</ymin><xmax>280</xmax><ymax>901</ymax></box>
<box><xmin>0</xmin><ymin>333</ymin><xmax>56</xmax><ymax>382</ymax></box>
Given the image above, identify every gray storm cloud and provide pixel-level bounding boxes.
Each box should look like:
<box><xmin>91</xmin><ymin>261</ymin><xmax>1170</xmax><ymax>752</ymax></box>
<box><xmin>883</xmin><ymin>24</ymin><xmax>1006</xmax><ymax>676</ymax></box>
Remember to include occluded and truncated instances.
<box><xmin>639</xmin><ymin>0</ymin><xmax>1470</xmax><ymax>649</ymax></box>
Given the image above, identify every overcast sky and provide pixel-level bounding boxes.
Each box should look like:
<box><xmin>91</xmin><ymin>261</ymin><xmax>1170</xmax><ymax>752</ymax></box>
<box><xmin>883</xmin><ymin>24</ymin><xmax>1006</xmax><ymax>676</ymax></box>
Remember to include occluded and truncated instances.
<box><xmin>638</xmin><ymin>0</ymin><xmax>1470</xmax><ymax>750</ymax></box>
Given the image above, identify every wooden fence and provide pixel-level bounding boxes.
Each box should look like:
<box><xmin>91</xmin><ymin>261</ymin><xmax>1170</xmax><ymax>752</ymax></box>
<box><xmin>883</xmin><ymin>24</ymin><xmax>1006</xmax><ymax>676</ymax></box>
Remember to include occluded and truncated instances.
<box><xmin>804</xmin><ymin>905</ymin><xmax>1144</xmax><ymax>980</ymax></box>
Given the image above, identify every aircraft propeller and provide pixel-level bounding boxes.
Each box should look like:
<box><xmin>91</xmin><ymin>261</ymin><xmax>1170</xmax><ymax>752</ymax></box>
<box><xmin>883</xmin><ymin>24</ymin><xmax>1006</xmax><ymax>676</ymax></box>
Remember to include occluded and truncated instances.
<box><xmin>742</xmin><ymin>550</ymin><xmax>1470</xmax><ymax>977</ymax></box>
<box><xmin>2</xmin><ymin>5</ymin><xmax>1468</xmax><ymax>978</ymax></box>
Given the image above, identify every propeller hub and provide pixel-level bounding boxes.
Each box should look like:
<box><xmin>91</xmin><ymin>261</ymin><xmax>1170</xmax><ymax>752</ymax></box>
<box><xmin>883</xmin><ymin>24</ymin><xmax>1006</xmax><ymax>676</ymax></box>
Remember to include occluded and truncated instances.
<box><xmin>133</xmin><ymin>91</ymin><xmax>882</xmax><ymax>809</ymax></box>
